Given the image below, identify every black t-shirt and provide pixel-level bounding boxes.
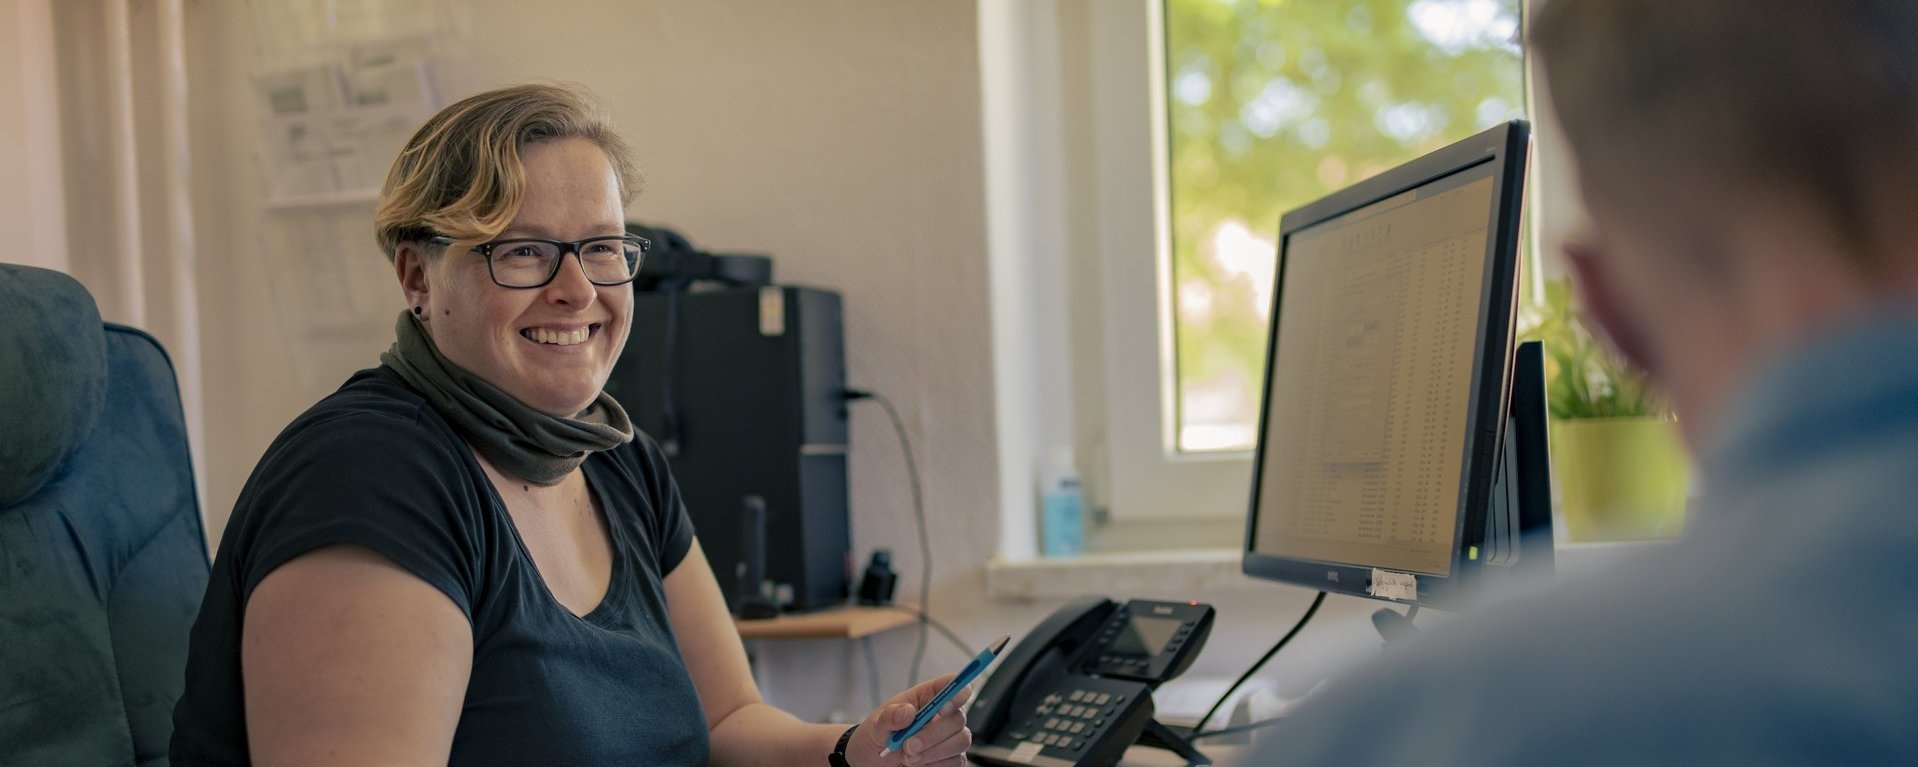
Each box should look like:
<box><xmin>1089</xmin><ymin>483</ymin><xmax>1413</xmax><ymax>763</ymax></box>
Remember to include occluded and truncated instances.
<box><xmin>170</xmin><ymin>366</ymin><xmax>710</xmax><ymax>766</ymax></box>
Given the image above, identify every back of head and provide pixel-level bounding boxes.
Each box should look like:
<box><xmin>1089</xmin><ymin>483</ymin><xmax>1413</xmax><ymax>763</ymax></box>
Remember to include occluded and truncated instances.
<box><xmin>1531</xmin><ymin>0</ymin><xmax>1918</xmax><ymax>273</ymax></box>
<box><xmin>374</xmin><ymin>82</ymin><xmax>641</xmax><ymax>261</ymax></box>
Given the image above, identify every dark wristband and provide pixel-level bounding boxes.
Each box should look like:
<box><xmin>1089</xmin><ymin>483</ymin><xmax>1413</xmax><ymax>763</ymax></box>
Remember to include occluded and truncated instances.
<box><xmin>828</xmin><ymin>724</ymin><xmax>859</xmax><ymax>767</ymax></box>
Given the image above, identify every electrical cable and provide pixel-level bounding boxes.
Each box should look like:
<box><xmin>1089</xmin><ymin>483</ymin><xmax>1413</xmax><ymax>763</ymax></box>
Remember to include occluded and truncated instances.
<box><xmin>1189</xmin><ymin>591</ymin><xmax>1326</xmax><ymax>736</ymax></box>
<box><xmin>862</xmin><ymin>637</ymin><xmax>884</xmax><ymax>710</ymax></box>
<box><xmin>845</xmin><ymin>388</ymin><xmax>933</xmax><ymax>683</ymax></box>
<box><xmin>657</xmin><ymin>282</ymin><xmax>686</xmax><ymax>457</ymax></box>
<box><xmin>885</xmin><ymin>605</ymin><xmax>976</xmax><ymax>658</ymax></box>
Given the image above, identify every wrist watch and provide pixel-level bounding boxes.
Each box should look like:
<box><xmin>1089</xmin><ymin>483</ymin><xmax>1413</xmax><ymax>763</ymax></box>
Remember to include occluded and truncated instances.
<box><xmin>828</xmin><ymin>724</ymin><xmax>860</xmax><ymax>767</ymax></box>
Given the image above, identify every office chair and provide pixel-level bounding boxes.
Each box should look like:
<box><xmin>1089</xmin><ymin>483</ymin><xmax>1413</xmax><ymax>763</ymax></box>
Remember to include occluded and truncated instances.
<box><xmin>0</xmin><ymin>263</ymin><xmax>210</xmax><ymax>766</ymax></box>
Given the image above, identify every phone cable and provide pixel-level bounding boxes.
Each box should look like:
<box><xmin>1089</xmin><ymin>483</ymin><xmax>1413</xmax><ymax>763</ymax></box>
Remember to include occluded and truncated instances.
<box><xmin>1189</xmin><ymin>591</ymin><xmax>1327</xmax><ymax>736</ymax></box>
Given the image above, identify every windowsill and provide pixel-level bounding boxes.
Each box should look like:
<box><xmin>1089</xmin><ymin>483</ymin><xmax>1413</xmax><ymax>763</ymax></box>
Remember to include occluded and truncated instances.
<box><xmin>1552</xmin><ymin>537</ymin><xmax>1677</xmax><ymax>580</ymax></box>
<box><xmin>987</xmin><ymin>536</ymin><xmax>1679</xmax><ymax>601</ymax></box>
<box><xmin>1084</xmin><ymin>516</ymin><xmax>1243</xmax><ymax>552</ymax></box>
<box><xmin>986</xmin><ymin>547</ymin><xmax>1266</xmax><ymax>601</ymax></box>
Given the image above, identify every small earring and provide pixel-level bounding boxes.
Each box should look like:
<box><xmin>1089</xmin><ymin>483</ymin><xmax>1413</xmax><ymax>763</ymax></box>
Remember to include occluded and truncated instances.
<box><xmin>412</xmin><ymin>305</ymin><xmax>425</xmax><ymax>317</ymax></box>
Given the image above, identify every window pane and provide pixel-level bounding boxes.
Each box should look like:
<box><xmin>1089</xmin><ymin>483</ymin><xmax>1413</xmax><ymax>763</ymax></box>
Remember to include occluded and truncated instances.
<box><xmin>1166</xmin><ymin>0</ymin><xmax>1525</xmax><ymax>452</ymax></box>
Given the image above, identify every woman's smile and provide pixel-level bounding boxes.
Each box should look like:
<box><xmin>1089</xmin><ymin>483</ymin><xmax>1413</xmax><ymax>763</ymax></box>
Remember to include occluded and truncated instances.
<box><xmin>518</xmin><ymin>323</ymin><xmax>603</xmax><ymax>348</ymax></box>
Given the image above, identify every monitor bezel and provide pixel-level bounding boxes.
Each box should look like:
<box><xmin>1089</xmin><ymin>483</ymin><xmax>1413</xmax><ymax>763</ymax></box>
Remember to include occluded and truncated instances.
<box><xmin>1240</xmin><ymin>120</ymin><xmax>1531</xmax><ymax>607</ymax></box>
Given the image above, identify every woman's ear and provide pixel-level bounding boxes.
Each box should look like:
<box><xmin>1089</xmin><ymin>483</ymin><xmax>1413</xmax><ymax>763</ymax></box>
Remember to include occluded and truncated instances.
<box><xmin>394</xmin><ymin>242</ymin><xmax>433</xmax><ymax>316</ymax></box>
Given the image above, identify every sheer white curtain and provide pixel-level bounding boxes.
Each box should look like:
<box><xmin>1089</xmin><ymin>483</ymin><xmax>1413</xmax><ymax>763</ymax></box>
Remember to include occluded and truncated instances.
<box><xmin>2</xmin><ymin>0</ymin><xmax>68</xmax><ymax>274</ymax></box>
<box><xmin>13</xmin><ymin>0</ymin><xmax>207</xmax><ymax>515</ymax></box>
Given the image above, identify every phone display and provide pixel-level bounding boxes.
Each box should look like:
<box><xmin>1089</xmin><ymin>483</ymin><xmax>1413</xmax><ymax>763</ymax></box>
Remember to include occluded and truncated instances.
<box><xmin>1110</xmin><ymin>616</ymin><xmax>1181</xmax><ymax>657</ymax></box>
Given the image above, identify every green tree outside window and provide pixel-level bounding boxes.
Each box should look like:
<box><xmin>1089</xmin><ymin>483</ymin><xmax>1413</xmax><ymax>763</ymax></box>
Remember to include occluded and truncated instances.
<box><xmin>1166</xmin><ymin>0</ymin><xmax>1525</xmax><ymax>451</ymax></box>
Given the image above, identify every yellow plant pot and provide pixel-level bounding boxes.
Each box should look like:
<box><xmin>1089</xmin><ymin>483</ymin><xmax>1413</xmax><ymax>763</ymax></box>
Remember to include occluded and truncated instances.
<box><xmin>1549</xmin><ymin>417</ymin><xmax>1688</xmax><ymax>542</ymax></box>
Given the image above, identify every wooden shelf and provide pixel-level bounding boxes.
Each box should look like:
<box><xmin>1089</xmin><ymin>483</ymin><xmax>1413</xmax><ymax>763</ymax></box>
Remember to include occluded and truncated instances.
<box><xmin>734</xmin><ymin>604</ymin><xmax>920</xmax><ymax>640</ymax></box>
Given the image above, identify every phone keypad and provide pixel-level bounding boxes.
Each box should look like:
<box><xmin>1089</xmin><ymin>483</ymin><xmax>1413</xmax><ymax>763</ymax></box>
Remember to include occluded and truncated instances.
<box><xmin>1009</xmin><ymin>688</ymin><xmax>1128</xmax><ymax>754</ymax></box>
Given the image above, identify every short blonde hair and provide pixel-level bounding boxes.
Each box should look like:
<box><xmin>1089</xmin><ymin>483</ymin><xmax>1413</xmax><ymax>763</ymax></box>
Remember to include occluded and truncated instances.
<box><xmin>374</xmin><ymin>83</ymin><xmax>641</xmax><ymax>261</ymax></box>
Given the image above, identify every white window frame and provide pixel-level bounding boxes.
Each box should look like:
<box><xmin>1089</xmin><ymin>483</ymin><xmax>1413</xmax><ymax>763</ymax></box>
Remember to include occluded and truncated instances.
<box><xmin>1082</xmin><ymin>0</ymin><xmax>1255</xmax><ymax>533</ymax></box>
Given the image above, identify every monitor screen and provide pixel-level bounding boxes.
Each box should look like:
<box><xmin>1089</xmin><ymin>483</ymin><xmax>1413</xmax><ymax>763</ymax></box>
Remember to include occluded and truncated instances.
<box><xmin>1243</xmin><ymin>121</ymin><xmax>1533</xmax><ymax>603</ymax></box>
<box><xmin>1250</xmin><ymin>162</ymin><xmax>1497</xmax><ymax>577</ymax></box>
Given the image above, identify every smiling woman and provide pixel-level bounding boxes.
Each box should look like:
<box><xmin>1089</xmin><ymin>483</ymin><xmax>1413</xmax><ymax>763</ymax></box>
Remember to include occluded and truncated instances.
<box><xmin>168</xmin><ymin>83</ymin><xmax>975</xmax><ymax>767</ymax></box>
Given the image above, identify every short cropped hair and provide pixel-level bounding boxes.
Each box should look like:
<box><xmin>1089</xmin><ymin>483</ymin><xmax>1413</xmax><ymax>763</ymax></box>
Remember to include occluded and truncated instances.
<box><xmin>1531</xmin><ymin>0</ymin><xmax>1918</xmax><ymax>265</ymax></box>
<box><xmin>374</xmin><ymin>83</ymin><xmax>641</xmax><ymax>262</ymax></box>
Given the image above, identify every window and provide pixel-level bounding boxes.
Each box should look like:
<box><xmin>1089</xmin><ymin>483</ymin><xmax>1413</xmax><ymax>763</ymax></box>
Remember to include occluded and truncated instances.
<box><xmin>979</xmin><ymin>0</ymin><xmax>1540</xmax><ymax>542</ymax></box>
<box><xmin>1164</xmin><ymin>0</ymin><xmax>1526</xmax><ymax>453</ymax></box>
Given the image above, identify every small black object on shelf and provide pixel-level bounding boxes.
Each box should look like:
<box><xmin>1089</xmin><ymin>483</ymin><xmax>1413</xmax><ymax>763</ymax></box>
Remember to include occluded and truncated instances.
<box><xmin>857</xmin><ymin>550</ymin><xmax>899</xmax><ymax>606</ymax></box>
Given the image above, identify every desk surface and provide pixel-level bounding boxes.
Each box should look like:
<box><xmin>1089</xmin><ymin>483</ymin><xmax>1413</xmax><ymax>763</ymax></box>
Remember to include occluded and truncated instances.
<box><xmin>733</xmin><ymin>604</ymin><xmax>920</xmax><ymax>640</ymax></box>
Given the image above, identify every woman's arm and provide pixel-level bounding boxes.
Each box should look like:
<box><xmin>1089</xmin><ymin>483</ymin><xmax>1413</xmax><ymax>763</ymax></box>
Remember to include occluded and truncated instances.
<box><xmin>667</xmin><ymin>542</ymin><xmax>972</xmax><ymax>766</ymax></box>
<box><xmin>243</xmin><ymin>544</ymin><xmax>473</xmax><ymax>767</ymax></box>
<box><xmin>665</xmin><ymin>542</ymin><xmax>841</xmax><ymax>763</ymax></box>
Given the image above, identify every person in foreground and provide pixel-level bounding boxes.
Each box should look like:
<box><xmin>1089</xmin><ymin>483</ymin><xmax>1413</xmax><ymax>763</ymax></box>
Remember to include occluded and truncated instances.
<box><xmin>169</xmin><ymin>83</ymin><xmax>969</xmax><ymax>766</ymax></box>
<box><xmin>1248</xmin><ymin>1</ymin><xmax>1918</xmax><ymax>764</ymax></box>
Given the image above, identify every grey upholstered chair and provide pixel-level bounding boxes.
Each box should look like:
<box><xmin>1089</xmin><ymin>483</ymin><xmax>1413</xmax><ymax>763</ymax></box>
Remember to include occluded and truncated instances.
<box><xmin>0</xmin><ymin>263</ymin><xmax>210</xmax><ymax>766</ymax></box>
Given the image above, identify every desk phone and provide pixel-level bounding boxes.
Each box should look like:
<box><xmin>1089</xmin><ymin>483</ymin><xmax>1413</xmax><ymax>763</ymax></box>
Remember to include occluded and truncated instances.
<box><xmin>968</xmin><ymin>597</ymin><xmax>1215</xmax><ymax>767</ymax></box>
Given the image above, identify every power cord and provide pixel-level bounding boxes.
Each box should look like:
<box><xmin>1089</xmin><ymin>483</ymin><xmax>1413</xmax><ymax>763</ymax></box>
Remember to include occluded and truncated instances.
<box><xmin>862</xmin><ymin>637</ymin><xmax>883</xmax><ymax>711</ymax></box>
<box><xmin>843</xmin><ymin>387</ymin><xmax>934</xmax><ymax>684</ymax></box>
<box><xmin>884</xmin><ymin>605</ymin><xmax>976</xmax><ymax>658</ymax></box>
<box><xmin>656</xmin><ymin>280</ymin><xmax>690</xmax><ymax>456</ymax></box>
<box><xmin>1189</xmin><ymin>591</ymin><xmax>1326</xmax><ymax>735</ymax></box>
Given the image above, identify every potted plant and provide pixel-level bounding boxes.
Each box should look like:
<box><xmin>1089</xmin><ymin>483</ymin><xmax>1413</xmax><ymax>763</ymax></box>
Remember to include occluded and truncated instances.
<box><xmin>1521</xmin><ymin>279</ymin><xmax>1687</xmax><ymax>542</ymax></box>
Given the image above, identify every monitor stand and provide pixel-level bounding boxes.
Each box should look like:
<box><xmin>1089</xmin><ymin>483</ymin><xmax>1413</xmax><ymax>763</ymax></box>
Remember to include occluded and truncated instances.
<box><xmin>1136</xmin><ymin>718</ymin><xmax>1211</xmax><ymax>766</ymax></box>
<box><xmin>1478</xmin><ymin>340</ymin><xmax>1554</xmax><ymax>586</ymax></box>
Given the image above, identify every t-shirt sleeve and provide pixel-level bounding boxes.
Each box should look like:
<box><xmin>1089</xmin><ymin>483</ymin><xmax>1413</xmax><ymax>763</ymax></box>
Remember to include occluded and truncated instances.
<box><xmin>234</xmin><ymin>410</ymin><xmax>484</xmax><ymax>622</ymax></box>
<box><xmin>631</xmin><ymin>431</ymin><xmax>696</xmax><ymax>576</ymax></box>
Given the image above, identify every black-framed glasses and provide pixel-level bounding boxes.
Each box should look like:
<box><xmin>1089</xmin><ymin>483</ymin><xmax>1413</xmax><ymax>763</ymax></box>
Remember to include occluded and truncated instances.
<box><xmin>429</xmin><ymin>234</ymin><xmax>651</xmax><ymax>289</ymax></box>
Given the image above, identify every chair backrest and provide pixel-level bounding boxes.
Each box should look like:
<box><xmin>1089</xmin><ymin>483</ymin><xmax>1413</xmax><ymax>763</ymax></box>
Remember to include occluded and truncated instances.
<box><xmin>0</xmin><ymin>263</ymin><xmax>210</xmax><ymax>767</ymax></box>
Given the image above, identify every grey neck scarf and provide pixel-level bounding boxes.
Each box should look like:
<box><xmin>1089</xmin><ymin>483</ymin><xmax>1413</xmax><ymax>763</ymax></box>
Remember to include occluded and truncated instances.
<box><xmin>380</xmin><ymin>311</ymin><xmax>633</xmax><ymax>485</ymax></box>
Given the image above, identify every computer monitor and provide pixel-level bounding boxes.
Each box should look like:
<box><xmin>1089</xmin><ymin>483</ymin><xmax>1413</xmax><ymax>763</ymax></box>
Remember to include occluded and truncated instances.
<box><xmin>1241</xmin><ymin>120</ymin><xmax>1551</xmax><ymax>608</ymax></box>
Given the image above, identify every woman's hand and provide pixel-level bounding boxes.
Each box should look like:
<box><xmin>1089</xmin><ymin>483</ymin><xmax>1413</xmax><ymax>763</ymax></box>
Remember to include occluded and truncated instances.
<box><xmin>845</xmin><ymin>673</ymin><xmax>974</xmax><ymax>767</ymax></box>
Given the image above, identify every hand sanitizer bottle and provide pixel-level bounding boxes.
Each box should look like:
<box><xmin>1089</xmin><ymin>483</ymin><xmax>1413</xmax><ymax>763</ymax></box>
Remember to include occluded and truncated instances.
<box><xmin>1040</xmin><ymin>447</ymin><xmax>1085</xmax><ymax>557</ymax></box>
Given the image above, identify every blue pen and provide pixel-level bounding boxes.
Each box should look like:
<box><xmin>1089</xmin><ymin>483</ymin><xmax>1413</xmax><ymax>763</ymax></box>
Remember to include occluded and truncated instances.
<box><xmin>879</xmin><ymin>634</ymin><xmax>1011</xmax><ymax>758</ymax></box>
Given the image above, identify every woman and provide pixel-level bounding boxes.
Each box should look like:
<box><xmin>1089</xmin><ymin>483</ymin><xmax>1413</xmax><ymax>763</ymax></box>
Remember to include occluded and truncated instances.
<box><xmin>170</xmin><ymin>83</ymin><xmax>970</xmax><ymax>766</ymax></box>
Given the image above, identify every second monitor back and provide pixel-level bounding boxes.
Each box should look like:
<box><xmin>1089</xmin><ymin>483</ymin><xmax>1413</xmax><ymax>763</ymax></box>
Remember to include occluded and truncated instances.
<box><xmin>607</xmin><ymin>286</ymin><xmax>852</xmax><ymax>613</ymax></box>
